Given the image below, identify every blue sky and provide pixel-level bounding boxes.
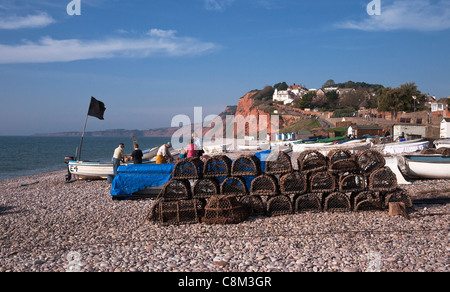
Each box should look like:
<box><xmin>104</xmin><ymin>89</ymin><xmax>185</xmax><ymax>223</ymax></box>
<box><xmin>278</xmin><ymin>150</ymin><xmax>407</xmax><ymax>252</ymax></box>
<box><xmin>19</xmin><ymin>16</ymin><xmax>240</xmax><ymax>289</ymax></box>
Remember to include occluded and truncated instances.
<box><xmin>0</xmin><ymin>0</ymin><xmax>449</xmax><ymax>135</ymax></box>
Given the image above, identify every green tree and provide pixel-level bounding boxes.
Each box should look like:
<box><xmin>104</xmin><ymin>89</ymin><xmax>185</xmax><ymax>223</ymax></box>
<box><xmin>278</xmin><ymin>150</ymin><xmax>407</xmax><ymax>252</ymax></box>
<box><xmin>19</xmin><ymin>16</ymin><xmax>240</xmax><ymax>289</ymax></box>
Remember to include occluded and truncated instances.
<box><xmin>298</xmin><ymin>91</ymin><xmax>315</xmax><ymax>109</ymax></box>
<box><xmin>274</xmin><ymin>82</ymin><xmax>288</xmax><ymax>91</ymax></box>
<box><xmin>325</xmin><ymin>90</ymin><xmax>339</xmax><ymax>109</ymax></box>
<box><xmin>322</xmin><ymin>79</ymin><xmax>336</xmax><ymax>89</ymax></box>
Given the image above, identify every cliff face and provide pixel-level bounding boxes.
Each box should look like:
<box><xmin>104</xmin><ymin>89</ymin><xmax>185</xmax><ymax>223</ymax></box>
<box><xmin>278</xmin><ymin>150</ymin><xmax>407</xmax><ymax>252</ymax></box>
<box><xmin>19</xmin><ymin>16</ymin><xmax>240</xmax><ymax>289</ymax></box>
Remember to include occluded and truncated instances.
<box><xmin>234</xmin><ymin>91</ymin><xmax>301</xmax><ymax>137</ymax></box>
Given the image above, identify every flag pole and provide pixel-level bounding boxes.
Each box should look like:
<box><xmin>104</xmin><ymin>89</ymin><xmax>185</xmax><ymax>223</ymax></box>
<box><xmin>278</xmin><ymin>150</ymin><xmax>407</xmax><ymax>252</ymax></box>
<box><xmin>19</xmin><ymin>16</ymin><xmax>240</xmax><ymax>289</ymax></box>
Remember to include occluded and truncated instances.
<box><xmin>77</xmin><ymin>113</ymin><xmax>89</xmax><ymax>161</ymax></box>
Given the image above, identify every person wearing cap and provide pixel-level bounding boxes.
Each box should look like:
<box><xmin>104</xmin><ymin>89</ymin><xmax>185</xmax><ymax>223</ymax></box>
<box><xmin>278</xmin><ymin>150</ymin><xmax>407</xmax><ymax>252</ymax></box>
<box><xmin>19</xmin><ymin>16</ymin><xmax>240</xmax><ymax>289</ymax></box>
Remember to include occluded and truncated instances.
<box><xmin>112</xmin><ymin>143</ymin><xmax>125</xmax><ymax>176</ymax></box>
<box><xmin>156</xmin><ymin>142</ymin><xmax>175</xmax><ymax>164</ymax></box>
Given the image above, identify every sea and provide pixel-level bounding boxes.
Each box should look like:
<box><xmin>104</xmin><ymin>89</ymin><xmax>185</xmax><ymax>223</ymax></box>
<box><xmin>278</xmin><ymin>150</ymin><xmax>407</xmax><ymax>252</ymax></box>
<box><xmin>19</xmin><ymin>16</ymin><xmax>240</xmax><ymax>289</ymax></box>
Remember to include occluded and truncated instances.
<box><xmin>0</xmin><ymin>136</ymin><xmax>171</xmax><ymax>181</ymax></box>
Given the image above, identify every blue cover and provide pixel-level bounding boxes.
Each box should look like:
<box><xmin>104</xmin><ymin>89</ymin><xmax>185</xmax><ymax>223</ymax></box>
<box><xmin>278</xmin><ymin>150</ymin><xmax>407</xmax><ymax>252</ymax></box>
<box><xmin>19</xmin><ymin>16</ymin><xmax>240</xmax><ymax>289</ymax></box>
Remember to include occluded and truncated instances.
<box><xmin>255</xmin><ymin>149</ymin><xmax>271</xmax><ymax>173</ymax></box>
<box><xmin>110</xmin><ymin>164</ymin><xmax>174</xmax><ymax>197</ymax></box>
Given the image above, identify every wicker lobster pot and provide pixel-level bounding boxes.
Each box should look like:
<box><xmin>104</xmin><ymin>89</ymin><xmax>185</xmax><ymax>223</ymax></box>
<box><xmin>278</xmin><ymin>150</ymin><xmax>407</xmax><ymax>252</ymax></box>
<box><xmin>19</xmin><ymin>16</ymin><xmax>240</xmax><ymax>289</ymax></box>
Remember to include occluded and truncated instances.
<box><xmin>327</xmin><ymin>149</ymin><xmax>353</xmax><ymax>164</ymax></box>
<box><xmin>280</xmin><ymin>172</ymin><xmax>308</xmax><ymax>196</ymax></box>
<box><xmin>324</xmin><ymin>192</ymin><xmax>351</xmax><ymax>212</ymax></box>
<box><xmin>421</xmin><ymin>148</ymin><xmax>437</xmax><ymax>154</ymax></box>
<box><xmin>203</xmin><ymin>195</ymin><xmax>249</xmax><ymax>224</ymax></box>
<box><xmin>265</xmin><ymin>151</ymin><xmax>293</xmax><ymax>175</ymax></box>
<box><xmin>329</xmin><ymin>159</ymin><xmax>360</xmax><ymax>174</ymax></box>
<box><xmin>436</xmin><ymin>147</ymin><xmax>450</xmax><ymax>157</ymax></box>
<box><xmin>294</xmin><ymin>193</ymin><xmax>322</xmax><ymax>213</ymax></box>
<box><xmin>250</xmin><ymin>174</ymin><xmax>279</xmax><ymax>196</ymax></box>
<box><xmin>173</xmin><ymin>157</ymin><xmax>204</xmax><ymax>179</ymax></box>
<box><xmin>310</xmin><ymin>171</ymin><xmax>337</xmax><ymax>193</ymax></box>
<box><xmin>353</xmin><ymin>191</ymin><xmax>382</xmax><ymax>211</ymax></box>
<box><xmin>231</xmin><ymin>155</ymin><xmax>262</xmax><ymax>177</ymax></box>
<box><xmin>159</xmin><ymin>179</ymin><xmax>192</xmax><ymax>201</ymax></box>
<box><xmin>297</xmin><ymin>150</ymin><xmax>327</xmax><ymax>173</ymax></box>
<box><xmin>148</xmin><ymin>198</ymin><xmax>204</xmax><ymax>225</ymax></box>
<box><xmin>239</xmin><ymin>195</ymin><xmax>266</xmax><ymax>217</ymax></box>
<box><xmin>383</xmin><ymin>188</ymin><xmax>413</xmax><ymax>209</ymax></box>
<box><xmin>266</xmin><ymin>195</ymin><xmax>293</xmax><ymax>217</ymax></box>
<box><xmin>339</xmin><ymin>174</ymin><xmax>366</xmax><ymax>193</ymax></box>
<box><xmin>203</xmin><ymin>155</ymin><xmax>232</xmax><ymax>178</ymax></box>
<box><xmin>192</xmin><ymin>178</ymin><xmax>220</xmax><ymax>200</ymax></box>
<box><xmin>369</xmin><ymin>167</ymin><xmax>398</xmax><ymax>192</ymax></box>
<box><xmin>220</xmin><ymin>176</ymin><xmax>249</xmax><ymax>196</ymax></box>
<box><xmin>356</xmin><ymin>149</ymin><xmax>386</xmax><ymax>175</ymax></box>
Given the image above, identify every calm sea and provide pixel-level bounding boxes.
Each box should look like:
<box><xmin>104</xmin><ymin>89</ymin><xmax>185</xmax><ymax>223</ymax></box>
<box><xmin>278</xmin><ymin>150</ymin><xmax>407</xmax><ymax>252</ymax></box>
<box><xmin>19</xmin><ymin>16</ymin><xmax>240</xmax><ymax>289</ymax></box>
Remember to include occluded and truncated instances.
<box><xmin>0</xmin><ymin>136</ymin><xmax>170</xmax><ymax>181</ymax></box>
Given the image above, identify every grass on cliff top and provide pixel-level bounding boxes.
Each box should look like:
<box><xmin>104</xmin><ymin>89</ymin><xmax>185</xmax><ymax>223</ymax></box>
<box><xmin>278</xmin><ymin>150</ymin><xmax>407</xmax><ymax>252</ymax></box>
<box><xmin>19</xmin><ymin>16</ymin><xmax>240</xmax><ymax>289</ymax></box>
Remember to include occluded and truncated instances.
<box><xmin>280</xmin><ymin>118</ymin><xmax>321</xmax><ymax>134</ymax></box>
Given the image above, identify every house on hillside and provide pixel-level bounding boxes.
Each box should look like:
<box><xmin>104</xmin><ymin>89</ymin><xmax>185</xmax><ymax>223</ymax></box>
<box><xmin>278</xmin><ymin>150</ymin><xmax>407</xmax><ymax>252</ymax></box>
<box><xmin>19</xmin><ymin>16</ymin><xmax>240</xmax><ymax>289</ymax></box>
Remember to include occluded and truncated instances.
<box><xmin>288</xmin><ymin>83</ymin><xmax>308</xmax><ymax>97</ymax></box>
<box><xmin>431</xmin><ymin>97</ymin><xmax>449</xmax><ymax>118</ymax></box>
<box><xmin>441</xmin><ymin>118</ymin><xmax>450</xmax><ymax>138</ymax></box>
<box><xmin>347</xmin><ymin>124</ymin><xmax>383</xmax><ymax>138</ymax></box>
<box><xmin>273</xmin><ymin>83</ymin><xmax>308</xmax><ymax>104</ymax></box>
<box><xmin>337</xmin><ymin>88</ymin><xmax>356</xmax><ymax>96</ymax></box>
<box><xmin>273</xmin><ymin>88</ymin><xmax>295</xmax><ymax>105</ymax></box>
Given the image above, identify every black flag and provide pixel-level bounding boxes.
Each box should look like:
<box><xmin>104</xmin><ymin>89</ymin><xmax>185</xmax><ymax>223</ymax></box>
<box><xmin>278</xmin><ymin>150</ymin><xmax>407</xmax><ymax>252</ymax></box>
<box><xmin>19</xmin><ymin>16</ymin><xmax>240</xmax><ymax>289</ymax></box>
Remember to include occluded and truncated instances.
<box><xmin>88</xmin><ymin>97</ymin><xmax>106</xmax><ymax>120</ymax></box>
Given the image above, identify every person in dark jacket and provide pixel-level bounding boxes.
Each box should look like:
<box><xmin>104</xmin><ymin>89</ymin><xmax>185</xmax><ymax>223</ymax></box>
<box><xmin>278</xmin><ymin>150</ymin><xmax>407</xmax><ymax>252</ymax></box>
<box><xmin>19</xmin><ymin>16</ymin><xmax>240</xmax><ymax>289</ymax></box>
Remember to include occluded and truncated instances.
<box><xmin>131</xmin><ymin>144</ymin><xmax>143</xmax><ymax>164</ymax></box>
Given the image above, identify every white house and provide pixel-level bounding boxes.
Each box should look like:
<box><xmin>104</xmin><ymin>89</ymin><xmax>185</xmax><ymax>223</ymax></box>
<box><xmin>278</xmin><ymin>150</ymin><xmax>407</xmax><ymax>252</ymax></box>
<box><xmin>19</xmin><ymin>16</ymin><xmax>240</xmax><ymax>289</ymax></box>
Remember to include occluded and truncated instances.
<box><xmin>273</xmin><ymin>88</ymin><xmax>295</xmax><ymax>105</ymax></box>
<box><xmin>393</xmin><ymin>124</ymin><xmax>427</xmax><ymax>141</ymax></box>
<box><xmin>441</xmin><ymin>118</ymin><xmax>450</xmax><ymax>138</ymax></box>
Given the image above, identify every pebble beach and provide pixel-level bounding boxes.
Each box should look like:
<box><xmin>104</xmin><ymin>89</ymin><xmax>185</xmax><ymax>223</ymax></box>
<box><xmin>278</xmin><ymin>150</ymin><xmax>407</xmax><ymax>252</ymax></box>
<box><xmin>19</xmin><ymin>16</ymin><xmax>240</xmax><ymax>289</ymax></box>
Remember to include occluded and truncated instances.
<box><xmin>0</xmin><ymin>169</ymin><xmax>448</xmax><ymax>272</ymax></box>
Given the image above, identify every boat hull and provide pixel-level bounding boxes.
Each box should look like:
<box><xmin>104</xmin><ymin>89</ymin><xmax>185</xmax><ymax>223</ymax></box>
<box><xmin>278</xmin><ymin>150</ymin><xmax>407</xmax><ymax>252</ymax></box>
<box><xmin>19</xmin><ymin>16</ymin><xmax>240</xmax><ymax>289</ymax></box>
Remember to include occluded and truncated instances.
<box><xmin>68</xmin><ymin>160</ymin><xmax>151</xmax><ymax>180</ymax></box>
<box><xmin>68</xmin><ymin>161</ymin><xmax>115</xmax><ymax>180</ymax></box>
<box><xmin>292</xmin><ymin>141</ymin><xmax>372</xmax><ymax>156</ymax></box>
<box><xmin>434</xmin><ymin>139</ymin><xmax>450</xmax><ymax>149</ymax></box>
<box><xmin>403</xmin><ymin>155</ymin><xmax>450</xmax><ymax>179</ymax></box>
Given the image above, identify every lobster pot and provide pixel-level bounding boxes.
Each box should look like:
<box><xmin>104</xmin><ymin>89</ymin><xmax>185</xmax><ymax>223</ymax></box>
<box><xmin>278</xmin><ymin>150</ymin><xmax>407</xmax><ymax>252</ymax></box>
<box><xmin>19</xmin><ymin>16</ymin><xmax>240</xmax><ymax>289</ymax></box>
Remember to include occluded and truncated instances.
<box><xmin>383</xmin><ymin>188</ymin><xmax>413</xmax><ymax>209</ymax></box>
<box><xmin>159</xmin><ymin>179</ymin><xmax>192</xmax><ymax>201</ymax></box>
<box><xmin>310</xmin><ymin>171</ymin><xmax>336</xmax><ymax>193</ymax></box>
<box><xmin>324</xmin><ymin>192</ymin><xmax>351</xmax><ymax>212</ymax></box>
<box><xmin>327</xmin><ymin>149</ymin><xmax>353</xmax><ymax>164</ymax></box>
<box><xmin>203</xmin><ymin>155</ymin><xmax>232</xmax><ymax>178</ymax></box>
<box><xmin>220</xmin><ymin>176</ymin><xmax>248</xmax><ymax>196</ymax></box>
<box><xmin>354</xmin><ymin>191</ymin><xmax>382</xmax><ymax>211</ymax></box>
<box><xmin>369</xmin><ymin>167</ymin><xmax>398</xmax><ymax>192</ymax></box>
<box><xmin>265</xmin><ymin>151</ymin><xmax>293</xmax><ymax>175</ymax></box>
<box><xmin>280</xmin><ymin>172</ymin><xmax>308</xmax><ymax>196</ymax></box>
<box><xmin>239</xmin><ymin>195</ymin><xmax>266</xmax><ymax>217</ymax></box>
<box><xmin>231</xmin><ymin>155</ymin><xmax>262</xmax><ymax>177</ymax></box>
<box><xmin>339</xmin><ymin>174</ymin><xmax>366</xmax><ymax>193</ymax></box>
<box><xmin>250</xmin><ymin>174</ymin><xmax>279</xmax><ymax>196</ymax></box>
<box><xmin>297</xmin><ymin>150</ymin><xmax>327</xmax><ymax>173</ymax></box>
<box><xmin>173</xmin><ymin>157</ymin><xmax>203</xmax><ymax>179</ymax></box>
<box><xmin>436</xmin><ymin>147</ymin><xmax>450</xmax><ymax>157</ymax></box>
<box><xmin>356</xmin><ymin>149</ymin><xmax>386</xmax><ymax>175</ymax></box>
<box><xmin>329</xmin><ymin>159</ymin><xmax>360</xmax><ymax>174</ymax></box>
<box><xmin>421</xmin><ymin>148</ymin><xmax>437</xmax><ymax>154</ymax></box>
<box><xmin>266</xmin><ymin>195</ymin><xmax>293</xmax><ymax>217</ymax></box>
<box><xmin>294</xmin><ymin>193</ymin><xmax>322</xmax><ymax>213</ymax></box>
<box><xmin>148</xmin><ymin>199</ymin><xmax>204</xmax><ymax>225</ymax></box>
<box><xmin>203</xmin><ymin>195</ymin><xmax>249</xmax><ymax>225</ymax></box>
<box><xmin>192</xmin><ymin>178</ymin><xmax>220</xmax><ymax>200</ymax></box>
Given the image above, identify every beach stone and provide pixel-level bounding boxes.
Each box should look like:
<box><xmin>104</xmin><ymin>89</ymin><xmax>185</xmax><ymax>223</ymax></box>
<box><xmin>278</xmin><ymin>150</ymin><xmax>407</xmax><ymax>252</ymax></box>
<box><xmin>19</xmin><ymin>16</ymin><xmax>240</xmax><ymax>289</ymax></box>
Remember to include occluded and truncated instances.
<box><xmin>0</xmin><ymin>169</ymin><xmax>449</xmax><ymax>272</ymax></box>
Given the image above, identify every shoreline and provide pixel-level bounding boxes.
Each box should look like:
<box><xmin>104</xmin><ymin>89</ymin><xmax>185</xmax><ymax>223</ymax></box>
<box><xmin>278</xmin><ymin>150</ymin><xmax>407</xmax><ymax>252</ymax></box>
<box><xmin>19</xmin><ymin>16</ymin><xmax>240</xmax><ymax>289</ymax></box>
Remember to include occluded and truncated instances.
<box><xmin>0</xmin><ymin>169</ymin><xmax>449</xmax><ymax>272</ymax></box>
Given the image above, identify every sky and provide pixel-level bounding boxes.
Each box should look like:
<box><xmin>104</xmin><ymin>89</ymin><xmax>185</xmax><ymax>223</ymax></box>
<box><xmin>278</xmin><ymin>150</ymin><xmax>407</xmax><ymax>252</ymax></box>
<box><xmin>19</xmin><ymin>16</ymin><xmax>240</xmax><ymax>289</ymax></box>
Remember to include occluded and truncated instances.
<box><xmin>0</xmin><ymin>0</ymin><xmax>449</xmax><ymax>135</ymax></box>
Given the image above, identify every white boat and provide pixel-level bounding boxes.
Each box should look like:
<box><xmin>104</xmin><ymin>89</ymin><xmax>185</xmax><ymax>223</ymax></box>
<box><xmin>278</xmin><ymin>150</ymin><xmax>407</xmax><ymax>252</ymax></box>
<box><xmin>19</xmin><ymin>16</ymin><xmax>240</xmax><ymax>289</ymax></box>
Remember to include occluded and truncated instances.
<box><xmin>434</xmin><ymin>139</ymin><xmax>450</xmax><ymax>149</ymax></box>
<box><xmin>292</xmin><ymin>141</ymin><xmax>372</xmax><ymax>156</ymax></box>
<box><xmin>237</xmin><ymin>142</ymin><xmax>271</xmax><ymax>151</ymax></box>
<box><xmin>372</xmin><ymin>139</ymin><xmax>430</xmax><ymax>155</ymax></box>
<box><xmin>400</xmin><ymin>154</ymin><xmax>450</xmax><ymax>179</ymax></box>
<box><xmin>68</xmin><ymin>160</ymin><xmax>151</xmax><ymax>180</ymax></box>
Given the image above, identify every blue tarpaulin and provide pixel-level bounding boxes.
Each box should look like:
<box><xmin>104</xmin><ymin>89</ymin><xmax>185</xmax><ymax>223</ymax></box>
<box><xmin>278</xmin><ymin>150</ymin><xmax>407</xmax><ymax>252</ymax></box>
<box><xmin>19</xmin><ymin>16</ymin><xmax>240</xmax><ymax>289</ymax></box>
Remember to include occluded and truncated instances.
<box><xmin>110</xmin><ymin>164</ymin><xmax>174</xmax><ymax>197</ymax></box>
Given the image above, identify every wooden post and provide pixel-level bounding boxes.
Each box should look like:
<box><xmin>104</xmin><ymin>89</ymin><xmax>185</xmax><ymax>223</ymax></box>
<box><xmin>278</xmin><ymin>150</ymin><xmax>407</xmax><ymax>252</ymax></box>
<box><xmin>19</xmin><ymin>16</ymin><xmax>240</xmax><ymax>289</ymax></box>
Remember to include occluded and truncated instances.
<box><xmin>388</xmin><ymin>202</ymin><xmax>408</xmax><ymax>219</ymax></box>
